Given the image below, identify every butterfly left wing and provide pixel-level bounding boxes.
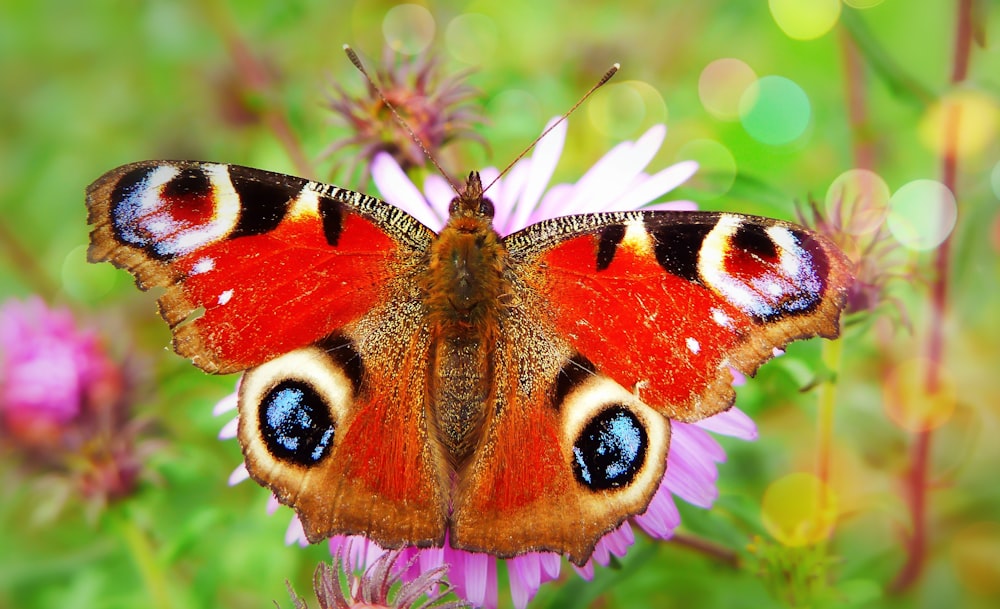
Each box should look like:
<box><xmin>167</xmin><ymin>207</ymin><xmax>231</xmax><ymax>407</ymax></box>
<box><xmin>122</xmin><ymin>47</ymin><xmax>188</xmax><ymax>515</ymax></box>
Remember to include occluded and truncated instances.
<box><xmin>87</xmin><ymin>161</ymin><xmax>451</xmax><ymax>546</ymax></box>
<box><xmin>86</xmin><ymin>161</ymin><xmax>434</xmax><ymax>374</ymax></box>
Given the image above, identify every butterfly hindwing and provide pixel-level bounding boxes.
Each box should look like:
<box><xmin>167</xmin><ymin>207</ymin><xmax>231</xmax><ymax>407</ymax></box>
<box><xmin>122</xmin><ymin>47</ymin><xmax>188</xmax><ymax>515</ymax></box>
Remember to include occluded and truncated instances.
<box><xmin>504</xmin><ymin>210</ymin><xmax>852</xmax><ymax>422</ymax></box>
<box><xmin>450</xmin><ymin>309</ymin><xmax>671</xmax><ymax>565</ymax></box>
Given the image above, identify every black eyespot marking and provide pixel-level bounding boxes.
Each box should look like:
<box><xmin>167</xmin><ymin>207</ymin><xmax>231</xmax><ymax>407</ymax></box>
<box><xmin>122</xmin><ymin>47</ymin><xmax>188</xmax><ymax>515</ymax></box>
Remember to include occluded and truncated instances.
<box><xmin>315</xmin><ymin>333</ymin><xmax>365</xmax><ymax>396</ymax></box>
<box><xmin>596</xmin><ymin>224</ymin><xmax>626</xmax><ymax>271</ymax></box>
<box><xmin>647</xmin><ymin>221</ymin><xmax>714</xmax><ymax>283</ymax></box>
<box><xmin>572</xmin><ymin>405</ymin><xmax>647</xmax><ymax>491</ymax></box>
<box><xmin>260</xmin><ymin>380</ymin><xmax>336</xmax><ymax>465</ymax></box>
<box><xmin>732</xmin><ymin>222</ymin><xmax>778</xmax><ymax>261</ymax></box>
<box><xmin>228</xmin><ymin>166</ymin><xmax>296</xmax><ymax>238</ymax></box>
<box><xmin>162</xmin><ymin>167</ymin><xmax>213</xmax><ymax>199</ymax></box>
<box><xmin>553</xmin><ymin>354</ymin><xmax>597</xmax><ymax>409</ymax></box>
<box><xmin>318</xmin><ymin>197</ymin><xmax>344</xmax><ymax>246</ymax></box>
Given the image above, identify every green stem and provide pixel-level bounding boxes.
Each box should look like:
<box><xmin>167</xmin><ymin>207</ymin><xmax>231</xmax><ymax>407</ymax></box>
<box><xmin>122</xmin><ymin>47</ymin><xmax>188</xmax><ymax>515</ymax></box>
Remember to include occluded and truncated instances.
<box><xmin>113</xmin><ymin>512</ymin><xmax>174</xmax><ymax>609</ymax></box>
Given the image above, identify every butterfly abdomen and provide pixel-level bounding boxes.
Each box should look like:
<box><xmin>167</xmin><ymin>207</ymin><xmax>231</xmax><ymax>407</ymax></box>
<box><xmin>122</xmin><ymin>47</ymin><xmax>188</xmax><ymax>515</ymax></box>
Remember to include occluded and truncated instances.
<box><xmin>423</xmin><ymin>210</ymin><xmax>510</xmax><ymax>465</ymax></box>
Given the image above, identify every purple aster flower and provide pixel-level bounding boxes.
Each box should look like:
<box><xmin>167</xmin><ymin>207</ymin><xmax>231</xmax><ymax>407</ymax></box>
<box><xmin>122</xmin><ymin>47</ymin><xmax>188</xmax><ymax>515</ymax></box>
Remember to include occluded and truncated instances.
<box><xmin>217</xmin><ymin>119</ymin><xmax>758</xmax><ymax>607</ymax></box>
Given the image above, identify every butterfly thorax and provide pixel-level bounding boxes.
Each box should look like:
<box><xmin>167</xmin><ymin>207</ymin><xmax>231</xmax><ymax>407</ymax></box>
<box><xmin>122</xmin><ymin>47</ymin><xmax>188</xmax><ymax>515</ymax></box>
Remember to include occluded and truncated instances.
<box><xmin>422</xmin><ymin>173</ymin><xmax>509</xmax><ymax>464</ymax></box>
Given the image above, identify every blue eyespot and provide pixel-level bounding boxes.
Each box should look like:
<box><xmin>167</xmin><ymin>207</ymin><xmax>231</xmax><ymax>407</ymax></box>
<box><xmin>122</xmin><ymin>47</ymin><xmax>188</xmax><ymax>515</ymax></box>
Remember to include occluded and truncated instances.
<box><xmin>260</xmin><ymin>380</ymin><xmax>335</xmax><ymax>465</ymax></box>
<box><xmin>572</xmin><ymin>405</ymin><xmax>647</xmax><ymax>490</ymax></box>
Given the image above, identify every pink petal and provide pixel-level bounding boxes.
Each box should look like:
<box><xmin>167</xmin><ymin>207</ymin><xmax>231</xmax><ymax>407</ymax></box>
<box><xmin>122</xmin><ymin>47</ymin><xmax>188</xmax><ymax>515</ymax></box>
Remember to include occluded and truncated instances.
<box><xmin>371</xmin><ymin>153</ymin><xmax>439</xmax><ymax>230</ymax></box>
<box><xmin>506</xmin><ymin>118</ymin><xmax>567</xmax><ymax>233</ymax></box>
<box><xmin>614</xmin><ymin>160</ymin><xmax>699</xmax><ymax>210</ymax></box>
<box><xmin>672</xmin><ymin>421</ymin><xmax>727</xmax><ymax>463</ymax></box>
<box><xmin>212</xmin><ymin>391</ymin><xmax>238</xmax><ymax>415</ymax></box>
<box><xmin>217</xmin><ymin>416</ymin><xmax>238</xmax><ymax>440</ymax></box>
<box><xmin>492</xmin><ymin>160</ymin><xmax>530</xmax><ymax>235</ymax></box>
<box><xmin>572</xmin><ymin>560</ymin><xmax>595</xmax><ymax>581</ymax></box>
<box><xmin>421</xmin><ymin>173</ymin><xmax>454</xmax><ymax>227</ymax></box>
<box><xmin>694</xmin><ymin>407</ymin><xmax>758</xmax><ymax>440</ymax></box>
<box><xmin>664</xmin><ymin>443</ymin><xmax>720</xmax><ymax>508</ymax></box>
<box><xmin>285</xmin><ymin>515</ymin><xmax>308</xmax><ymax>547</ymax></box>
<box><xmin>634</xmin><ymin>483</ymin><xmax>681</xmax><ymax>540</ymax></box>
<box><xmin>227</xmin><ymin>463</ymin><xmax>249</xmax><ymax>486</ymax></box>
<box><xmin>508</xmin><ymin>553</ymin><xmax>542</xmax><ymax>609</ymax></box>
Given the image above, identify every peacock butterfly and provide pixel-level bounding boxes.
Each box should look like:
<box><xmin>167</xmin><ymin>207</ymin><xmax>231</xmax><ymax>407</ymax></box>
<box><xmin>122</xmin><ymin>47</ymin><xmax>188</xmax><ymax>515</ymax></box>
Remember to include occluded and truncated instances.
<box><xmin>86</xmin><ymin>158</ymin><xmax>852</xmax><ymax>565</ymax></box>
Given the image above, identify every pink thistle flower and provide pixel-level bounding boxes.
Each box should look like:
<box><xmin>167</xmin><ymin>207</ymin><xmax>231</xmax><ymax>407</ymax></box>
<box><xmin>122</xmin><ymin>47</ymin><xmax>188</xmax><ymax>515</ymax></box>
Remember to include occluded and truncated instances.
<box><xmin>0</xmin><ymin>296</ymin><xmax>143</xmax><ymax>509</ymax></box>
<box><xmin>217</xmin><ymin>119</ymin><xmax>757</xmax><ymax>608</ymax></box>
<box><xmin>326</xmin><ymin>47</ymin><xmax>485</xmax><ymax>181</ymax></box>
<box><xmin>285</xmin><ymin>544</ymin><xmax>468</xmax><ymax>609</ymax></box>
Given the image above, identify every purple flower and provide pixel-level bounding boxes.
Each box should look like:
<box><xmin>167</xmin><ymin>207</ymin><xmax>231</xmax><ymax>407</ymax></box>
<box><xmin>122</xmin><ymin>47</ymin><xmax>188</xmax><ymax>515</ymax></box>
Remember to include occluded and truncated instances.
<box><xmin>217</xmin><ymin>119</ymin><xmax>758</xmax><ymax>608</ymax></box>
<box><xmin>0</xmin><ymin>297</ymin><xmax>119</xmax><ymax>449</ymax></box>
<box><xmin>326</xmin><ymin>47</ymin><xmax>485</xmax><ymax>181</ymax></box>
<box><xmin>285</xmin><ymin>543</ymin><xmax>468</xmax><ymax>609</ymax></box>
<box><xmin>0</xmin><ymin>296</ymin><xmax>142</xmax><ymax>508</ymax></box>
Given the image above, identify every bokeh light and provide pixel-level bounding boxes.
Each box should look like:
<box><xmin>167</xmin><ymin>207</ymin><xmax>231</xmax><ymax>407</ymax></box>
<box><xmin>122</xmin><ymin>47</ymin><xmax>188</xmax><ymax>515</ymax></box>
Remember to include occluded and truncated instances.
<box><xmin>445</xmin><ymin>13</ymin><xmax>497</xmax><ymax>66</ymax></box>
<box><xmin>883</xmin><ymin>357</ymin><xmax>957</xmax><ymax>432</ymax></box>
<box><xmin>699</xmin><ymin>58</ymin><xmax>758</xmax><ymax>121</ymax></box>
<box><xmin>62</xmin><ymin>245</ymin><xmax>116</xmax><ymax>301</ymax></box>
<box><xmin>487</xmin><ymin>89</ymin><xmax>543</xmax><ymax>141</ymax></box>
<box><xmin>951</xmin><ymin>521</ymin><xmax>1000</xmax><ymax>597</ymax></box>
<box><xmin>768</xmin><ymin>0</ymin><xmax>841</xmax><ymax>40</ymax></box>
<box><xmin>739</xmin><ymin>76</ymin><xmax>811</xmax><ymax>146</ymax></box>
<box><xmin>588</xmin><ymin>80</ymin><xmax>666</xmax><ymax>139</ymax></box>
<box><xmin>886</xmin><ymin>179</ymin><xmax>957</xmax><ymax>251</ymax></box>
<box><xmin>825</xmin><ymin>169</ymin><xmax>891</xmax><ymax>236</ymax></box>
<box><xmin>382</xmin><ymin>4</ymin><xmax>436</xmax><ymax>55</ymax></box>
<box><xmin>676</xmin><ymin>139</ymin><xmax>737</xmax><ymax>198</ymax></box>
<box><xmin>919</xmin><ymin>89</ymin><xmax>999</xmax><ymax>159</ymax></box>
<box><xmin>761</xmin><ymin>472</ymin><xmax>838</xmax><ymax>547</ymax></box>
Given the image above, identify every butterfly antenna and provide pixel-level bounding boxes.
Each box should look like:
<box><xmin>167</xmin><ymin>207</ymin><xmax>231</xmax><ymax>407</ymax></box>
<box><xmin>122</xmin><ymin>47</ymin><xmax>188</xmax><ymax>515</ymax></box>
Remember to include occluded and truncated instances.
<box><xmin>343</xmin><ymin>45</ymin><xmax>462</xmax><ymax>194</ymax></box>
<box><xmin>482</xmin><ymin>63</ymin><xmax>620</xmax><ymax>195</ymax></box>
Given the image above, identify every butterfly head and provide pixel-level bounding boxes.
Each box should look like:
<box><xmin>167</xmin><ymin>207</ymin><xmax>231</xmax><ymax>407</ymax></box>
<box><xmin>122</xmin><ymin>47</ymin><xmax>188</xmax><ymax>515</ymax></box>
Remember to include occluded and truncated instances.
<box><xmin>447</xmin><ymin>172</ymin><xmax>495</xmax><ymax>224</ymax></box>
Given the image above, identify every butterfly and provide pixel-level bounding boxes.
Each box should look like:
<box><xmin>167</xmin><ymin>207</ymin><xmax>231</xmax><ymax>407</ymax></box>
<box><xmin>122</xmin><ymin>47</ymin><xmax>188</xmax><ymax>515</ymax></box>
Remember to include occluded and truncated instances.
<box><xmin>86</xmin><ymin>160</ymin><xmax>852</xmax><ymax>565</ymax></box>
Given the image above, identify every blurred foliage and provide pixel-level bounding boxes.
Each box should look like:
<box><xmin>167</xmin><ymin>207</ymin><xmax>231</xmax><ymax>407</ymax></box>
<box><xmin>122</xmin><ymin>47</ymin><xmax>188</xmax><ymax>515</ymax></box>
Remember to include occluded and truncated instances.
<box><xmin>2</xmin><ymin>1</ymin><xmax>999</xmax><ymax>608</ymax></box>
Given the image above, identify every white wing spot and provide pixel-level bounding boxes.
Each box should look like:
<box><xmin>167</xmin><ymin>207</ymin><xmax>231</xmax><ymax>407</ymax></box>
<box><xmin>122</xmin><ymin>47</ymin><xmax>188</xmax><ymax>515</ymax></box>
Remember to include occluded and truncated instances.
<box><xmin>711</xmin><ymin>307</ymin><xmax>733</xmax><ymax>329</ymax></box>
<box><xmin>686</xmin><ymin>337</ymin><xmax>701</xmax><ymax>354</ymax></box>
<box><xmin>191</xmin><ymin>257</ymin><xmax>215</xmax><ymax>275</ymax></box>
<box><xmin>218</xmin><ymin>289</ymin><xmax>234</xmax><ymax>305</ymax></box>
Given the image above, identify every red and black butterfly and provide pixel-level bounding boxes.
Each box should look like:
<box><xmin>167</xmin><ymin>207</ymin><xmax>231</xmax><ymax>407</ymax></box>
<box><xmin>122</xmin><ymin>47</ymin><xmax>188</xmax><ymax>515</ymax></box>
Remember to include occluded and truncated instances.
<box><xmin>87</xmin><ymin>160</ymin><xmax>851</xmax><ymax>565</ymax></box>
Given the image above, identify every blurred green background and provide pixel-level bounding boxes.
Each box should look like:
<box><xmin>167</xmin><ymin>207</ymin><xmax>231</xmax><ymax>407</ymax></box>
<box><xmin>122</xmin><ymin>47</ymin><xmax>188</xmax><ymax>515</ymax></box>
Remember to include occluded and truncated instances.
<box><xmin>2</xmin><ymin>1</ymin><xmax>999</xmax><ymax>608</ymax></box>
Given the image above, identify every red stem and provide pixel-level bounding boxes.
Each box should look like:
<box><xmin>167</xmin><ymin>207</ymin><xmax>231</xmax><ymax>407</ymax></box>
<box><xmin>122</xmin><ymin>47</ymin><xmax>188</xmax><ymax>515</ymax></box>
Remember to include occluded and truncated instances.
<box><xmin>839</xmin><ymin>27</ymin><xmax>874</xmax><ymax>170</ymax></box>
<box><xmin>205</xmin><ymin>3</ymin><xmax>314</xmax><ymax>178</ymax></box>
<box><xmin>891</xmin><ymin>0</ymin><xmax>972</xmax><ymax>593</ymax></box>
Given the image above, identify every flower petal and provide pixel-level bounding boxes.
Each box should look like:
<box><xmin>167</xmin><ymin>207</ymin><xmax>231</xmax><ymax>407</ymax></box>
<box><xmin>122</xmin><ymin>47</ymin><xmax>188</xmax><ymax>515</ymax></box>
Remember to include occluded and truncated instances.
<box><xmin>505</xmin><ymin>118</ymin><xmax>567</xmax><ymax>233</ymax></box>
<box><xmin>613</xmin><ymin>160</ymin><xmax>699</xmax><ymax>210</ymax></box>
<box><xmin>217</xmin><ymin>416</ymin><xmax>238</xmax><ymax>440</ymax></box>
<box><xmin>372</xmin><ymin>153</ymin><xmax>440</xmax><ymax>230</ymax></box>
<box><xmin>694</xmin><ymin>406</ymin><xmax>758</xmax><ymax>440</ymax></box>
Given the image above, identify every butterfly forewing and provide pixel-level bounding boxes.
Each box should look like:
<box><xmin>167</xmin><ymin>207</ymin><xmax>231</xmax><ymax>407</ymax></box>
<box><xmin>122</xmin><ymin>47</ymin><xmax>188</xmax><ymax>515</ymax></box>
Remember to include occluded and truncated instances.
<box><xmin>504</xmin><ymin>210</ymin><xmax>852</xmax><ymax>422</ymax></box>
<box><xmin>86</xmin><ymin>161</ymin><xmax>434</xmax><ymax>374</ymax></box>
